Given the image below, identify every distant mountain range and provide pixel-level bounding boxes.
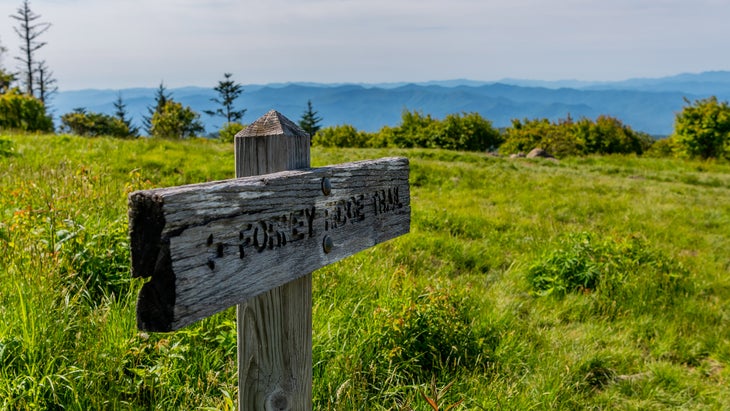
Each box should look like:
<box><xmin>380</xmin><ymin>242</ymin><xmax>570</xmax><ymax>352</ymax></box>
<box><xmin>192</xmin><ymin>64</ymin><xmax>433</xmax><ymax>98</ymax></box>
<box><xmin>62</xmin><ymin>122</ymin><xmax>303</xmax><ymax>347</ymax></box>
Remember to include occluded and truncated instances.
<box><xmin>51</xmin><ymin>71</ymin><xmax>730</xmax><ymax>136</ymax></box>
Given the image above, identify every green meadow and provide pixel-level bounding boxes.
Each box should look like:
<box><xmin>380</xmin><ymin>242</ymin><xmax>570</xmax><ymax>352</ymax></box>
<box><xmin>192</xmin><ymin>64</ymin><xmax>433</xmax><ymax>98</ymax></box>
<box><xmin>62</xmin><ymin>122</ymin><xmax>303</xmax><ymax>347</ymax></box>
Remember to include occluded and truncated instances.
<box><xmin>1</xmin><ymin>133</ymin><xmax>729</xmax><ymax>410</ymax></box>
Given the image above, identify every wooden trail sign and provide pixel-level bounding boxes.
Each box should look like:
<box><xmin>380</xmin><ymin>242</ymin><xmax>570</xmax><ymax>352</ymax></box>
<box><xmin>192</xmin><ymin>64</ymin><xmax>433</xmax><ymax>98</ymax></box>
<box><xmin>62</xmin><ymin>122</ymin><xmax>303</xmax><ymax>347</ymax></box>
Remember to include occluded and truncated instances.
<box><xmin>129</xmin><ymin>156</ymin><xmax>410</xmax><ymax>331</ymax></box>
<box><xmin>128</xmin><ymin>110</ymin><xmax>410</xmax><ymax>410</ymax></box>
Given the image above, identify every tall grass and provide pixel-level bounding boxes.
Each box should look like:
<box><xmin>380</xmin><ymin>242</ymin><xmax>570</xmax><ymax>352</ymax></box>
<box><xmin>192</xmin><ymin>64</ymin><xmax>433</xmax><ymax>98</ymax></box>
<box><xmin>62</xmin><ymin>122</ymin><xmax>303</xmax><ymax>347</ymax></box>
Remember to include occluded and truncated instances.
<box><xmin>1</xmin><ymin>133</ymin><xmax>729</xmax><ymax>409</ymax></box>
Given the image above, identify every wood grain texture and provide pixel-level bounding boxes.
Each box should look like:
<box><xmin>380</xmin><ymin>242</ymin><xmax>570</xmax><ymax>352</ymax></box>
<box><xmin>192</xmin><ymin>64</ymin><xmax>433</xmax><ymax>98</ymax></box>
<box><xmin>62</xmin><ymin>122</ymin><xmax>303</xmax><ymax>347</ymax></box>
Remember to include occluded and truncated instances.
<box><xmin>238</xmin><ymin>274</ymin><xmax>312</xmax><ymax>410</ymax></box>
<box><xmin>128</xmin><ymin>157</ymin><xmax>410</xmax><ymax>331</ymax></box>
<box><xmin>235</xmin><ymin>113</ymin><xmax>312</xmax><ymax>411</ymax></box>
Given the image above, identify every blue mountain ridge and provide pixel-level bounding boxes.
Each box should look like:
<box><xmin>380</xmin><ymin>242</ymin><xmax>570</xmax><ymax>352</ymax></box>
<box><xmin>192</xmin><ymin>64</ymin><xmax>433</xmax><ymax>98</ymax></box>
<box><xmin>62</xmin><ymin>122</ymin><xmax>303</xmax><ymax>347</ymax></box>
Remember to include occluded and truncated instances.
<box><xmin>50</xmin><ymin>71</ymin><xmax>730</xmax><ymax>136</ymax></box>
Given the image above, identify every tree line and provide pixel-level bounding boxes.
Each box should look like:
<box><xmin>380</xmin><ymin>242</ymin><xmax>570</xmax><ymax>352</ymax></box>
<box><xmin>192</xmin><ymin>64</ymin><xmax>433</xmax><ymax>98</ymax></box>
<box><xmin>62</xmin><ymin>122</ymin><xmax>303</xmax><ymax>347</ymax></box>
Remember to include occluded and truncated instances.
<box><xmin>0</xmin><ymin>1</ymin><xmax>316</xmax><ymax>142</ymax></box>
<box><xmin>310</xmin><ymin>97</ymin><xmax>730</xmax><ymax>160</ymax></box>
<box><xmin>1</xmin><ymin>2</ymin><xmax>728</xmax><ymax>160</ymax></box>
<box><xmin>0</xmin><ymin>2</ymin><xmax>287</xmax><ymax>140</ymax></box>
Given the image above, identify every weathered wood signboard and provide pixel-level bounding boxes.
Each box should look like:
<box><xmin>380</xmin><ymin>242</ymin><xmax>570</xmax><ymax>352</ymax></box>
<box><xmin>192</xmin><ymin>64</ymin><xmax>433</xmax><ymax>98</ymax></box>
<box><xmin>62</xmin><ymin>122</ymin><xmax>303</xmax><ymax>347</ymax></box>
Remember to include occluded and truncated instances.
<box><xmin>129</xmin><ymin>157</ymin><xmax>410</xmax><ymax>331</ymax></box>
<box><xmin>129</xmin><ymin>110</ymin><xmax>410</xmax><ymax>409</ymax></box>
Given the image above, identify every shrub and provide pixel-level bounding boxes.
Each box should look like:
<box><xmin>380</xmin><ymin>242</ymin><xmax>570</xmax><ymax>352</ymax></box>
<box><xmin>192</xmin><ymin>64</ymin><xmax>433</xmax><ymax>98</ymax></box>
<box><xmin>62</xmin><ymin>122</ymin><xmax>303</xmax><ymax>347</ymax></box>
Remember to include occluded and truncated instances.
<box><xmin>0</xmin><ymin>138</ymin><xmax>13</xmax><ymax>156</ymax></box>
<box><xmin>313</xmin><ymin>111</ymin><xmax>502</xmax><ymax>151</ymax></box>
<box><xmin>646</xmin><ymin>136</ymin><xmax>676</xmax><ymax>157</ymax></box>
<box><xmin>501</xmin><ymin>115</ymin><xmax>652</xmax><ymax>157</ymax></box>
<box><xmin>527</xmin><ymin>232</ymin><xmax>601</xmax><ymax>296</ymax></box>
<box><xmin>500</xmin><ymin>117</ymin><xmax>574</xmax><ymax>156</ymax></box>
<box><xmin>312</xmin><ymin>124</ymin><xmax>373</xmax><ymax>148</ymax></box>
<box><xmin>527</xmin><ymin>232</ymin><xmax>691</xmax><ymax>316</ymax></box>
<box><xmin>434</xmin><ymin>112</ymin><xmax>502</xmax><ymax>151</ymax></box>
<box><xmin>56</xmin><ymin>218</ymin><xmax>131</xmax><ymax>304</ymax></box>
<box><xmin>359</xmin><ymin>283</ymin><xmax>491</xmax><ymax>389</ymax></box>
<box><xmin>150</xmin><ymin>101</ymin><xmax>205</xmax><ymax>139</ymax></box>
<box><xmin>672</xmin><ymin>96</ymin><xmax>730</xmax><ymax>159</ymax></box>
<box><xmin>0</xmin><ymin>88</ymin><xmax>53</xmax><ymax>132</ymax></box>
<box><xmin>382</xmin><ymin>110</ymin><xmax>502</xmax><ymax>151</ymax></box>
<box><xmin>576</xmin><ymin>115</ymin><xmax>654</xmax><ymax>155</ymax></box>
<box><xmin>218</xmin><ymin>122</ymin><xmax>244</xmax><ymax>143</ymax></box>
<box><xmin>60</xmin><ymin>109</ymin><xmax>135</xmax><ymax>138</ymax></box>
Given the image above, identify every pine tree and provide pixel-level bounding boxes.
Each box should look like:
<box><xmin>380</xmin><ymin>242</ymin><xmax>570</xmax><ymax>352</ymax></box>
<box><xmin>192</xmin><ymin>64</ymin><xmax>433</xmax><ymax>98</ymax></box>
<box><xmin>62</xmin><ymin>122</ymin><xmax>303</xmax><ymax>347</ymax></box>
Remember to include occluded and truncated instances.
<box><xmin>35</xmin><ymin>59</ymin><xmax>56</xmax><ymax>104</ymax></box>
<box><xmin>114</xmin><ymin>92</ymin><xmax>139</xmax><ymax>137</ymax></box>
<box><xmin>204</xmin><ymin>73</ymin><xmax>246</xmax><ymax>124</ymax></box>
<box><xmin>143</xmin><ymin>82</ymin><xmax>172</xmax><ymax>135</ymax></box>
<box><xmin>150</xmin><ymin>101</ymin><xmax>205</xmax><ymax>139</ymax></box>
<box><xmin>299</xmin><ymin>99</ymin><xmax>322</xmax><ymax>140</ymax></box>
<box><xmin>10</xmin><ymin>0</ymin><xmax>51</xmax><ymax>97</ymax></box>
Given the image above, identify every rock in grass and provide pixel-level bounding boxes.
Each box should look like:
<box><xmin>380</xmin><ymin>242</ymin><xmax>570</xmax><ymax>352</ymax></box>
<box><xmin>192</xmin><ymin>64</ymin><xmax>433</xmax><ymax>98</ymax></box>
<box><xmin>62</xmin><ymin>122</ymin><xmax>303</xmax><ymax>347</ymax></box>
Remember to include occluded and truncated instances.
<box><xmin>526</xmin><ymin>148</ymin><xmax>555</xmax><ymax>159</ymax></box>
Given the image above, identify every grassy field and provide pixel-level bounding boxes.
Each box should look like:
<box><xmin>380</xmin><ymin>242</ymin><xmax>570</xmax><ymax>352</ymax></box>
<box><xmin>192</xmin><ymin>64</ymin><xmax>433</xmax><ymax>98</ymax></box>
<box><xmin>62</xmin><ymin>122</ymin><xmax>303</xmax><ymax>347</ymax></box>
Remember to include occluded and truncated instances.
<box><xmin>1</xmin><ymin>132</ymin><xmax>729</xmax><ymax>410</ymax></box>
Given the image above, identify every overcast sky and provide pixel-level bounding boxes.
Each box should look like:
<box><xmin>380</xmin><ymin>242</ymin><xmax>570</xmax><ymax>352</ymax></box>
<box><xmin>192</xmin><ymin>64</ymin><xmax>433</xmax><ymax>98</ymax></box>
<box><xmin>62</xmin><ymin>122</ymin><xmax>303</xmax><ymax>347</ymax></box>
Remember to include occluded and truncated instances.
<box><xmin>0</xmin><ymin>0</ymin><xmax>729</xmax><ymax>91</ymax></box>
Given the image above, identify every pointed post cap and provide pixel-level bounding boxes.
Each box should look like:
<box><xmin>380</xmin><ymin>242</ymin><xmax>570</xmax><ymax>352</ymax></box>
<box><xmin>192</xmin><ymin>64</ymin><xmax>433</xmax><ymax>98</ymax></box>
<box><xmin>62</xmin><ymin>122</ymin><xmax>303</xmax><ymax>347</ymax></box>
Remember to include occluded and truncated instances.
<box><xmin>236</xmin><ymin>109</ymin><xmax>308</xmax><ymax>138</ymax></box>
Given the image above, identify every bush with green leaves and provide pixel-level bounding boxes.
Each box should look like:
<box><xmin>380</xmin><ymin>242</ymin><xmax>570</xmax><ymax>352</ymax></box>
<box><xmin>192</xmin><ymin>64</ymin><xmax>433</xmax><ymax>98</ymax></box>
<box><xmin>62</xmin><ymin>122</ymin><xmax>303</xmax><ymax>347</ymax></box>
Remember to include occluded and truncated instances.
<box><xmin>312</xmin><ymin>124</ymin><xmax>374</xmax><ymax>148</ymax></box>
<box><xmin>55</xmin><ymin>218</ymin><xmax>131</xmax><ymax>305</ymax></box>
<box><xmin>357</xmin><ymin>280</ymin><xmax>491</xmax><ymax>391</ymax></box>
<box><xmin>60</xmin><ymin>109</ymin><xmax>135</xmax><ymax>138</ymax></box>
<box><xmin>217</xmin><ymin>122</ymin><xmax>244</xmax><ymax>143</ymax></box>
<box><xmin>574</xmin><ymin>115</ymin><xmax>654</xmax><ymax>155</ymax></box>
<box><xmin>431</xmin><ymin>112</ymin><xmax>503</xmax><ymax>151</ymax></box>
<box><xmin>0</xmin><ymin>88</ymin><xmax>53</xmax><ymax>132</ymax></box>
<box><xmin>150</xmin><ymin>100</ymin><xmax>205</xmax><ymax>139</ymax></box>
<box><xmin>645</xmin><ymin>136</ymin><xmax>676</xmax><ymax>157</ymax></box>
<box><xmin>314</xmin><ymin>110</ymin><xmax>502</xmax><ymax>152</ymax></box>
<box><xmin>0</xmin><ymin>138</ymin><xmax>13</xmax><ymax>156</ymax></box>
<box><xmin>527</xmin><ymin>232</ymin><xmax>602</xmax><ymax>296</ymax></box>
<box><xmin>381</xmin><ymin>110</ymin><xmax>502</xmax><ymax>151</ymax></box>
<box><xmin>527</xmin><ymin>232</ymin><xmax>691</xmax><ymax>317</ymax></box>
<box><xmin>672</xmin><ymin>96</ymin><xmax>730</xmax><ymax>159</ymax></box>
<box><xmin>501</xmin><ymin>115</ymin><xmax>653</xmax><ymax>157</ymax></box>
<box><xmin>500</xmin><ymin>117</ymin><xmax>570</xmax><ymax>155</ymax></box>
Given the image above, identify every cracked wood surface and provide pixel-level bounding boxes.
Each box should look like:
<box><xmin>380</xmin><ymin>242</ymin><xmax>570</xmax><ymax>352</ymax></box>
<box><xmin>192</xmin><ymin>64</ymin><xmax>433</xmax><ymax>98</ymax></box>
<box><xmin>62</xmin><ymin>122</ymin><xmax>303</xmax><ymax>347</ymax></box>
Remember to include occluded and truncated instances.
<box><xmin>128</xmin><ymin>157</ymin><xmax>410</xmax><ymax>332</ymax></box>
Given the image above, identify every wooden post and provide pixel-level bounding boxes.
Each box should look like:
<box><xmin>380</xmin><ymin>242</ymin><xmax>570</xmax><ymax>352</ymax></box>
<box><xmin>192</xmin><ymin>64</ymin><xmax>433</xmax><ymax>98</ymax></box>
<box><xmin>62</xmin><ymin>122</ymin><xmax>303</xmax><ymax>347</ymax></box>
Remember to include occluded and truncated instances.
<box><xmin>127</xmin><ymin>109</ymin><xmax>410</xmax><ymax>410</ymax></box>
<box><xmin>234</xmin><ymin>110</ymin><xmax>312</xmax><ymax>410</ymax></box>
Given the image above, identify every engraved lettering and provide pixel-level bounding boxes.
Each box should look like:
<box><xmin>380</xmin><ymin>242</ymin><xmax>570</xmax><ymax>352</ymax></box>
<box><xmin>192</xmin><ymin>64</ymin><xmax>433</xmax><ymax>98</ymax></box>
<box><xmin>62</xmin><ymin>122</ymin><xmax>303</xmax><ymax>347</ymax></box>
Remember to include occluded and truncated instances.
<box><xmin>253</xmin><ymin>221</ymin><xmax>267</xmax><ymax>252</ymax></box>
<box><xmin>201</xmin><ymin>185</ymin><xmax>402</xmax><ymax>271</ymax></box>
<box><xmin>265</xmin><ymin>222</ymin><xmax>275</xmax><ymax>249</ymax></box>
<box><xmin>305</xmin><ymin>206</ymin><xmax>315</xmax><ymax>237</ymax></box>
<box><xmin>352</xmin><ymin>195</ymin><xmax>365</xmax><ymax>221</ymax></box>
<box><xmin>372</xmin><ymin>187</ymin><xmax>402</xmax><ymax>216</ymax></box>
<box><xmin>290</xmin><ymin>210</ymin><xmax>305</xmax><ymax>241</ymax></box>
<box><xmin>264</xmin><ymin>219</ymin><xmax>288</xmax><ymax>249</ymax></box>
<box><xmin>192</xmin><ymin>174</ymin><xmax>407</xmax><ymax>276</ymax></box>
<box><xmin>238</xmin><ymin>224</ymin><xmax>253</xmax><ymax>258</ymax></box>
<box><xmin>334</xmin><ymin>200</ymin><xmax>346</xmax><ymax>228</ymax></box>
<box><xmin>393</xmin><ymin>187</ymin><xmax>403</xmax><ymax>208</ymax></box>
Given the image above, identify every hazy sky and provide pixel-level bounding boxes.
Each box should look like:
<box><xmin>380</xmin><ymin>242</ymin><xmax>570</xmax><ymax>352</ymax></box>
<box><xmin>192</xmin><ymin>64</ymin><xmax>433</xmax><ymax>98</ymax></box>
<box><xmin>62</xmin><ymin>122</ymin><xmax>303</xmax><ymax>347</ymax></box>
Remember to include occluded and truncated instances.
<box><xmin>0</xmin><ymin>0</ymin><xmax>729</xmax><ymax>90</ymax></box>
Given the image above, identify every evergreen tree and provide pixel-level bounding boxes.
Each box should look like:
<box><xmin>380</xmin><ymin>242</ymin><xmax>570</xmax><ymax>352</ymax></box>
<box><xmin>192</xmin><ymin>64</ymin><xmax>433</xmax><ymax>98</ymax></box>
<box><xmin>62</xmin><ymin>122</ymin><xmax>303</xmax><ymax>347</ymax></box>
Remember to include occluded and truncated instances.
<box><xmin>114</xmin><ymin>92</ymin><xmax>139</xmax><ymax>137</ymax></box>
<box><xmin>143</xmin><ymin>82</ymin><xmax>172</xmax><ymax>135</ymax></box>
<box><xmin>35</xmin><ymin>59</ymin><xmax>56</xmax><ymax>105</ymax></box>
<box><xmin>10</xmin><ymin>0</ymin><xmax>51</xmax><ymax>97</ymax></box>
<box><xmin>204</xmin><ymin>73</ymin><xmax>246</xmax><ymax>124</ymax></box>
<box><xmin>150</xmin><ymin>100</ymin><xmax>205</xmax><ymax>139</ymax></box>
<box><xmin>299</xmin><ymin>99</ymin><xmax>322</xmax><ymax>140</ymax></box>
